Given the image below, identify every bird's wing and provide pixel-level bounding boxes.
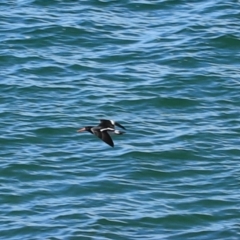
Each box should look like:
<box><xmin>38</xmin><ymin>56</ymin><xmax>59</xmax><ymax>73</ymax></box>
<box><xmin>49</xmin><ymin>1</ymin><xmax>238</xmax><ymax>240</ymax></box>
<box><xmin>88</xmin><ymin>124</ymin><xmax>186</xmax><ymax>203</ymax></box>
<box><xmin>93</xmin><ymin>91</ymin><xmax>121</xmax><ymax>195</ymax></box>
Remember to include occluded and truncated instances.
<box><xmin>99</xmin><ymin>119</ymin><xmax>126</xmax><ymax>130</ymax></box>
<box><xmin>100</xmin><ymin>130</ymin><xmax>114</xmax><ymax>147</ymax></box>
<box><xmin>99</xmin><ymin>119</ymin><xmax>114</xmax><ymax>128</ymax></box>
<box><xmin>114</xmin><ymin>121</ymin><xmax>126</xmax><ymax>130</ymax></box>
<box><xmin>92</xmin><ymin>127</ymin><xmax>114</xmax><ymax>147</ymax></box>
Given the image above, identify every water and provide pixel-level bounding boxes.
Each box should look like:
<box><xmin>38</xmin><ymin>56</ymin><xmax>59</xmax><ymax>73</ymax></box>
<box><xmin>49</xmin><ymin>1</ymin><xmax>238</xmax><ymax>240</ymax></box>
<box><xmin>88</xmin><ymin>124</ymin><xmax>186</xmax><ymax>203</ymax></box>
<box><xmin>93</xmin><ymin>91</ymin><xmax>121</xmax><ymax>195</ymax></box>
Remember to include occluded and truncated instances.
<box><xmin>1</xmin><ymin>1</ymin><xmax>240</xmax><ymax>239</ymax></box>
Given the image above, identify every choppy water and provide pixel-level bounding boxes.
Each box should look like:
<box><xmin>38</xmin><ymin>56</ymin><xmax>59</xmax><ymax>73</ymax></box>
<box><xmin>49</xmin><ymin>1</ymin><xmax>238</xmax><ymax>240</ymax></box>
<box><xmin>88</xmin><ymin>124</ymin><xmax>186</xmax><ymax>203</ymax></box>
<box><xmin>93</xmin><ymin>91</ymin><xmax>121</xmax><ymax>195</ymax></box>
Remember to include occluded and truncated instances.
<box><xmin>1</xmin><ymin>1</ymin><xmax>240</xmax><ymax>239</ymax></box>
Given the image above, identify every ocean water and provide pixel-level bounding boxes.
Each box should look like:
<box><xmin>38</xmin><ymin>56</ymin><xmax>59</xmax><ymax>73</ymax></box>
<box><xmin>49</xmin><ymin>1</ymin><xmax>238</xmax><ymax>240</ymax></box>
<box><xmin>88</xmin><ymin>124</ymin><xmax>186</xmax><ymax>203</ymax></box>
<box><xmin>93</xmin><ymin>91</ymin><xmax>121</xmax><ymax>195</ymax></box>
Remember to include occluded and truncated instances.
<box><xmin>1</xmin><ymin>1</ymin><xmax>240</xmax><ymax>239</ymax></box>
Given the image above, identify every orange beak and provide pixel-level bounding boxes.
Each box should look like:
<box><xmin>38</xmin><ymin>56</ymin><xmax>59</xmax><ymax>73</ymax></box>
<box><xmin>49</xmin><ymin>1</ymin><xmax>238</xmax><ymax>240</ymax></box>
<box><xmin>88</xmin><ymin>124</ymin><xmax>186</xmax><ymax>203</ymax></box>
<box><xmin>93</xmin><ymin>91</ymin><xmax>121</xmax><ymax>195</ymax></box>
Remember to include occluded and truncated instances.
<box><xmin>77</xmin><ymin>127</ymin><xmax>86</xmax><ymax>132</ymax></box>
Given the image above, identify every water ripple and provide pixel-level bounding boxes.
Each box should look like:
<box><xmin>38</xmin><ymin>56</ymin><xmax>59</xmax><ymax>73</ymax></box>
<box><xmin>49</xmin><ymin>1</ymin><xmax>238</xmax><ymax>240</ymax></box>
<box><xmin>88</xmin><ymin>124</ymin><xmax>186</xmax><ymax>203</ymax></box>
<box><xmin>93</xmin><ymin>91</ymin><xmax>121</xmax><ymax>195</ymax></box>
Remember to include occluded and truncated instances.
<box><xmin>1</xmin><ymin>0</ymin><xmax>240</xmax><ymax>239</ymax></box>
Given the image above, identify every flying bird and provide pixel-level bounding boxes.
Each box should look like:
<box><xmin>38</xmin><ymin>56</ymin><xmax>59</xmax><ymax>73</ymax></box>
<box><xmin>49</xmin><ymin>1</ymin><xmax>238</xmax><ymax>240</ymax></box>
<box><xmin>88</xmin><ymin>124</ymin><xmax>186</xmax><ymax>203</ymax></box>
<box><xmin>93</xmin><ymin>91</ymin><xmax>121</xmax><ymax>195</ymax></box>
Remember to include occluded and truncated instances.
<box><xmin>77</xmin><ymin>119</ymin><xmax>126</xmax><ymax>147</ymax></box>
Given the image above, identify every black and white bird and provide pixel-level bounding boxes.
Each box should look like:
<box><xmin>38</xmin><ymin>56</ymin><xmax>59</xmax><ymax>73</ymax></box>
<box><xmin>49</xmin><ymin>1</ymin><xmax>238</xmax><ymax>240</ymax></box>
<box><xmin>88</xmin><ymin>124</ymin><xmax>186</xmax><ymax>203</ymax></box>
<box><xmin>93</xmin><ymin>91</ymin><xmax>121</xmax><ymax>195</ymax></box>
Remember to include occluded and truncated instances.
<box><xmin>77</xmin><ymin>119</ymin><xmax>126</xmax><ymax>147</ymax></box>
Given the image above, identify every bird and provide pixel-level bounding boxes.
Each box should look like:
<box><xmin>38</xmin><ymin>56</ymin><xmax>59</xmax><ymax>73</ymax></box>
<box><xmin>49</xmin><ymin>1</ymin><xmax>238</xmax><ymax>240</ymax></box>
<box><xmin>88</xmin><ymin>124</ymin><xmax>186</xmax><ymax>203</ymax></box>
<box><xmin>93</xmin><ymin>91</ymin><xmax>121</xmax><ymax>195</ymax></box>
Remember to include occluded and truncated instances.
<box><xmin>77</xmin><ymin>119</ymin><xmax>126</xmax><ymax>147</ymax></box>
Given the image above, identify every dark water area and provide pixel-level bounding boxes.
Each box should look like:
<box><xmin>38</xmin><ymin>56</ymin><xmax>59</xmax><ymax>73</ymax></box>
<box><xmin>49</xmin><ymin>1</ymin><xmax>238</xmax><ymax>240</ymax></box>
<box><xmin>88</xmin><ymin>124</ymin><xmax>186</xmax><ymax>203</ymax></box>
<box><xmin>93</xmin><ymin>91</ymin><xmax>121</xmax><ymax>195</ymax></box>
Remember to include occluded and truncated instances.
<box><xmin>1</xmin><ymin>1</ymin><xmax>240</xmax><ymax>239</ymax></box>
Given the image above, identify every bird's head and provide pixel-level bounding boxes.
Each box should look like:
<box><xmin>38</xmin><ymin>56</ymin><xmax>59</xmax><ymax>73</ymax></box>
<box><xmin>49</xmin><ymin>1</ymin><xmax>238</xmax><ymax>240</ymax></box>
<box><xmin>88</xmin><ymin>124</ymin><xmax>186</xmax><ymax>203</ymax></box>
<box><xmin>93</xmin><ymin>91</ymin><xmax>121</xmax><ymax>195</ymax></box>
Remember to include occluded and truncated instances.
<box><xmin>77</xmin><ymin>126</ymin><xmax>93</xmax><ymax>133</ymax></box>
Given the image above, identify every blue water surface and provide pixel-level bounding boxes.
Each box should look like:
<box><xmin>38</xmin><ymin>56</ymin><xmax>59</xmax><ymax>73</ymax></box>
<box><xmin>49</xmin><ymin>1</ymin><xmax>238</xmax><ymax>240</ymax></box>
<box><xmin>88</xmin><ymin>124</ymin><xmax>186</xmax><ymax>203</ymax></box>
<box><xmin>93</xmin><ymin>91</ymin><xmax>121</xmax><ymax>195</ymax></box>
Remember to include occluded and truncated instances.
<box><xmin>1</xmin><ymin>1</ymin><xmax>240</xmax><ymax>239</ymax></box>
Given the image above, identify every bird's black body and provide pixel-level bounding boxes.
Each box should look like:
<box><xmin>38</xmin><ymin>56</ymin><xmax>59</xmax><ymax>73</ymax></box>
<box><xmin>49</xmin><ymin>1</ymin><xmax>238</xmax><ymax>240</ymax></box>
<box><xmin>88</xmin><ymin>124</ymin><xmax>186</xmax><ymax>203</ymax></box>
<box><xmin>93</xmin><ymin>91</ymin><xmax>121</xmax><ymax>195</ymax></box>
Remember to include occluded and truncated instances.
<box><xmin>77</xmin><ymin>119</ymin><xmax>126</xmax><ymax>147</ymax></box>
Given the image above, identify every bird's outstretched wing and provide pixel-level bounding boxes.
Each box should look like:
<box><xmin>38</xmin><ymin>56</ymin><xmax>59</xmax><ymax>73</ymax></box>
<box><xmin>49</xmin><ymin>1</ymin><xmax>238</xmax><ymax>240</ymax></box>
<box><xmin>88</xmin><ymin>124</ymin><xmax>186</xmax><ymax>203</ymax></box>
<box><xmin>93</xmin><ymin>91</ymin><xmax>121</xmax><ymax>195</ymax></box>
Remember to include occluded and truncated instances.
<box><xmin>99</xmin><ymin>119</ymin><xmax>126</xmax><ymax>130</ymax></box>
<box><xmin>92</xmin><ymin>127</ymin><xmax>114</xmax><ymax>147</ymax></box>
<box><xmin>101</xmin><ymin>130</ymin><xmax>114</xmax><ymax>147</ymax></box>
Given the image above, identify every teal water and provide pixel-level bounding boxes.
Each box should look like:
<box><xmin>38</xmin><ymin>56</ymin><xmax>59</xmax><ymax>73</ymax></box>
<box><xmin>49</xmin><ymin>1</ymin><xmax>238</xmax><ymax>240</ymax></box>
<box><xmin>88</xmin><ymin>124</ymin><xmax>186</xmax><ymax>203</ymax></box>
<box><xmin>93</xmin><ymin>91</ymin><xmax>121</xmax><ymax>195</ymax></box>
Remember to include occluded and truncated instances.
<box><xmin>1</xmin><ymin>1</ymin><xmax>240</xmax><ymax>239</ymax></box>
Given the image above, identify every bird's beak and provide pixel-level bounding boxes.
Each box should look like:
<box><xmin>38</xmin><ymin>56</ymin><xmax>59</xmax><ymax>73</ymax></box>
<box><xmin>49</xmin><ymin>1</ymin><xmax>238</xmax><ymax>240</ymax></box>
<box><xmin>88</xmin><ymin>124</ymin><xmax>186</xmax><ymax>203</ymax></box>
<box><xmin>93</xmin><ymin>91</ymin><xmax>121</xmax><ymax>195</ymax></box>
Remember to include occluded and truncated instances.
<box><xmin>77</xmin><ymin>127</ymin><xmax>86</xmax><ymax>132</ymax></box>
